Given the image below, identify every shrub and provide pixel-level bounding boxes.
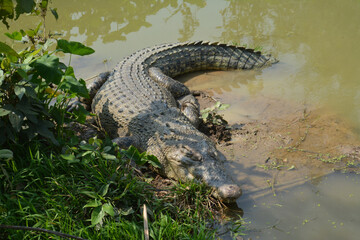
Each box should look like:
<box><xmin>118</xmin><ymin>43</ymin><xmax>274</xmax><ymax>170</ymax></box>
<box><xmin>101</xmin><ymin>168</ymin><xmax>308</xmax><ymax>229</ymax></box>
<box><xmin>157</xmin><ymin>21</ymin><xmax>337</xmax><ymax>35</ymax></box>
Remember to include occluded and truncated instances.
<box><xmin>0</xmin><ymin>0</ymin><xmax>93</xmax><ymax>148</ymax></box>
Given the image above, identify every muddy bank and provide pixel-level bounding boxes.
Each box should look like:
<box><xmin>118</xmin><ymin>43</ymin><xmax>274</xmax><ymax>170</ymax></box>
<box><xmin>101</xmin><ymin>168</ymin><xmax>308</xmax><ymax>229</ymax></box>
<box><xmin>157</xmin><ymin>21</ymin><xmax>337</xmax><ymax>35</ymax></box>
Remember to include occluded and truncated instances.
<box><xmin>194</xmin><ymin>89</ymin><xmax>360</xmax><ymax>202</ymax></box>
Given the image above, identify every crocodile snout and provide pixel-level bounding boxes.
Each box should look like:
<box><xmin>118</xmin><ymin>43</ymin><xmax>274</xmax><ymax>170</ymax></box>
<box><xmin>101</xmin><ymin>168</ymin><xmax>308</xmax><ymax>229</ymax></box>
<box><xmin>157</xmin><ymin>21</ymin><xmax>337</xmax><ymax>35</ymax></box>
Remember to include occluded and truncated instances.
<box><xmin>217</xmin><ymin>184</ymin><xmax>242</xmax><ymax>202</ymax></box>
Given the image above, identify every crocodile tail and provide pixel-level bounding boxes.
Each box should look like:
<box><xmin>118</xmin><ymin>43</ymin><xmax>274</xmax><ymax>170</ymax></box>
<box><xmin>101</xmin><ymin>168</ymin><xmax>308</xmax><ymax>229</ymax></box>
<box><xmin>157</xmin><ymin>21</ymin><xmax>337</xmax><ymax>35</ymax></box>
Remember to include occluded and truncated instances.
<box><xmin>150</xmin><ymin>41</ymin><xmax>278</xmax><ymax>77</ymax></box>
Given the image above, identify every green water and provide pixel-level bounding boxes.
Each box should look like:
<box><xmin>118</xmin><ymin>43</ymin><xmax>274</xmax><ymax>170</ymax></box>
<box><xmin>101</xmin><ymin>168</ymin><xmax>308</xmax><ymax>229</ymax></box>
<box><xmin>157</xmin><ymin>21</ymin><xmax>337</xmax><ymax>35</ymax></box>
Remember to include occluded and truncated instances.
<box><xmin>1</xmin><ymin>0</ymin><xmax>360</xmax><ymax>239</ymax></box>
<box><xmin>238</xmin><ymin>172</ymin><xmax>360</xmax><ymax>240</ymax></box>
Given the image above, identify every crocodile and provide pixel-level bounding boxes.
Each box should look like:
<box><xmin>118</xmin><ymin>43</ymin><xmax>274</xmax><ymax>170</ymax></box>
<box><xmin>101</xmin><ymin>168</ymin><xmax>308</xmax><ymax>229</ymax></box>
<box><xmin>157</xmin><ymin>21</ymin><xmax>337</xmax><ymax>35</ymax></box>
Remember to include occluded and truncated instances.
<box><xmin>86</xmin><ymin>41</ymin><xmax>277</xmax><ymax>202</ymax></box>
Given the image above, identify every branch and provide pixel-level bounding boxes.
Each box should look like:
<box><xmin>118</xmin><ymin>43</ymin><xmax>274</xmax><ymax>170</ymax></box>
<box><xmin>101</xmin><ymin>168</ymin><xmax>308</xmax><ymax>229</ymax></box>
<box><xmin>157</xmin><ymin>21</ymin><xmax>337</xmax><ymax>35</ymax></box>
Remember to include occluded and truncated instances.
<box><xmin>0</xmin><ymin>225</ymin><xmax>87</xmax><ymax>240</ymax></box>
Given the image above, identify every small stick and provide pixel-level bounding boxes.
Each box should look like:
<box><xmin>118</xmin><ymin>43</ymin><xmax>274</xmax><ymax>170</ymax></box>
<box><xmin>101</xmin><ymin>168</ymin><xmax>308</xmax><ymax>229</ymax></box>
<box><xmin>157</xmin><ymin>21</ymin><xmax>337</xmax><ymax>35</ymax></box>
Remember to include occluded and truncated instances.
<box><xmin>143</xmin><ymin>204</ymin><xmax>149</xmax><ymax>240</ymax></box>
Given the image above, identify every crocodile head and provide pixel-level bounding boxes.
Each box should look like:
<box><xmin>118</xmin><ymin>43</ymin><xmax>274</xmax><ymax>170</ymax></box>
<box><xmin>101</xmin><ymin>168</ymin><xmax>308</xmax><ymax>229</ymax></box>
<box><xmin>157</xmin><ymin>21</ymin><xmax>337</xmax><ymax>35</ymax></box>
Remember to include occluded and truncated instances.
<box><xmin>163</xmin><ymin>139</ymin><xmax>242</xmax><ymax>202</ymax></box>
<box><xmin>132</xmin><ymin>108</ymin><xmax>241</xmax><ymax>202</ymax></box>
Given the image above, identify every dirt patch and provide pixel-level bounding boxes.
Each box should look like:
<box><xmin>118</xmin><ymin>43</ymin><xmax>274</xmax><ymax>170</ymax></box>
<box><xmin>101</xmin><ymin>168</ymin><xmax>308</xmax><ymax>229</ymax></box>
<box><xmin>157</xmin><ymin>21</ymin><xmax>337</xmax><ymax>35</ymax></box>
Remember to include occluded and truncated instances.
<box><xmin>194</xmin><ymin>90</ymin><xmax>360</xmax><ymax>201</ymax></box>
<box><xmin>199</xmin><ymin>121</ymin><xmax>232</xmax><ymax>144</ymax></box>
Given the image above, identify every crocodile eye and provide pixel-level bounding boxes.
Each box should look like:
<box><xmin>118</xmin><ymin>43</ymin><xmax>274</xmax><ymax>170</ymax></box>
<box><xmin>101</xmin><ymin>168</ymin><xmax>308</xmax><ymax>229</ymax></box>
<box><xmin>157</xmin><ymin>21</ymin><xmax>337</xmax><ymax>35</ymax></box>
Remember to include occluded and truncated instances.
<box><xmin>181</xmin><ymin>145</ymin><xmax>203</xmax><ymax>162</ymax></box>
<box><xmin>168</xmin><ymin>145</ymin><xmax>203</xmax><ymax>165</ymax></box>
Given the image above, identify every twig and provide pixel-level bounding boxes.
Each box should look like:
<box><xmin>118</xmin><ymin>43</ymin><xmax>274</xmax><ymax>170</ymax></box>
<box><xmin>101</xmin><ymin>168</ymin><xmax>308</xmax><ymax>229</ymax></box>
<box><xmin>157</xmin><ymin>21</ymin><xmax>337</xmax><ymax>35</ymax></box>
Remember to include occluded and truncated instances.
<box><xmin>0</xmin><ymin>225</ymin><xmax>87</xmax><ymax>240</ymax></box>
<box><xmin>143</xmin><ymin>204</ymin><xmax>149</xmax><ymax>240</ymax></box>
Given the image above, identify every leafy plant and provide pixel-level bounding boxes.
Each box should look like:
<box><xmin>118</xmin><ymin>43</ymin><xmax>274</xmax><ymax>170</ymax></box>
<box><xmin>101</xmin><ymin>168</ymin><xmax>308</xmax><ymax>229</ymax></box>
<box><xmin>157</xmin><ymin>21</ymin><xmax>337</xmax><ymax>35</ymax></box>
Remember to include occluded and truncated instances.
<box><xmin>200</xmin><ymin>101</ymin><xmax>230</xmax><ymax>126</ymax></box>
<box><xmin>121</xmin><ymin>145</ymin><xmax>161</xmax><ymax>169</ymax></box>
<box><xmin>0</xmin><ymin>1</ymin><xmax>94</xmax><ymax>147</ymax></box>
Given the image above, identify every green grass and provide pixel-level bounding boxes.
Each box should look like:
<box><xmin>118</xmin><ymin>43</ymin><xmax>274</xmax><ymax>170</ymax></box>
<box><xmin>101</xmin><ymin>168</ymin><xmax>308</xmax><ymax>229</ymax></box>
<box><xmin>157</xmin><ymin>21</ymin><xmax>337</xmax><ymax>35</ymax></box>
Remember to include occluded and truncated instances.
<box><xmin>0</xmin><ymin>136</ymin><xmax>243</xmax><ymax>239</ymax></box>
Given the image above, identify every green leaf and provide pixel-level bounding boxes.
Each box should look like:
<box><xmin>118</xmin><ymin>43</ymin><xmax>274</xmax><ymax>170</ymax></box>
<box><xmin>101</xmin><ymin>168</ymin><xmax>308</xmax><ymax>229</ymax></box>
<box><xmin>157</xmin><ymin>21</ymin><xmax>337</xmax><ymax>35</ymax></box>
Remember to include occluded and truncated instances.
<box><xmin>25</xmin><ymin>29</ymin><xmax>35</xmax><ymax>38</ymax></box>
<box><xmin>4</xmin><ymin>31</ymin><xmax>22</xmax><ymax>40</ymax></box>
<box><xmin>32</xmin><ymin>54</ymin><xmax>62</xmax><ymax>84</ymax></box>
<box><xmin>40</xmin><ymin>0</ymin><xmax>48</xmax><ymax>9</ymax></box>
<box><xmin>60</xmin><ymin>153</ymin><xmax>80</xmax><ymax>164</ymax></box>
<box><xmin>99</xmin><ymin>183</ymin><xmax>110</xmax><ymax>197</ymax></box>
<box><xmin>145</xmin><ymin>154</ymin><xmax>161</xmax><ymax>168</ymax></box>
<box><xmin>57</xmin><ymin>39</ymin><xmax>95</xmax><ymax>56</ymax></box>
<box><xmin>36</xmin><ymin>119</ymin><xmax>58</xmax><ymax>145</ymax></box>
<box><xmin>71</xmin><ymin>104</ymin><xmax>89</xmax><ymax>124</ymax></box>
<box><xmin>8</xmin><ymin>111</ymin><xmax>23</xmax><ymax>132</ymax></box>
<box><xmin>24</xmin><ymin>86</ymin><xmax>37</xmax><ymax>98</ymax></box>
<box><xmin>83</xmin><ymin>199</ymin><xmax>102</xmax><ymax>208</ymax></box>
<box><xmin>64</xmin><ymin>66</ymin><xmax>75</xmax><ymax>77</ymax></box>
<box><xmin>0</xmin><ymin>149</ymin><xmax>13</xmax><ymax>159</ymax></box>
<box><xmin>103</xmin><ymin>146</ymin><xmax>112</xmax><ymax>153</ymax></box>
<box><xmin>14</xmin><ymin>86</ymin><xmax>25</xmax><ymax>100</ymax></box>
<box><xmin>119</xmin><ymin>207</ymin><xmax>134</xmax><ymax>216</ymax></box>
<box><xmin>214</xmin><ymin>101</ymin><xmax>221</xmax><ymax>108</ymax></box>
<box><xmin>19</xmin><ymin>29</ymin><xmax>26</xmax><ymax>36</ymax></box>
<box><xmin>121</xmin><ymin>146</ymin><xmax>144</xmax><ymax>164</ymax></box>
<box><xmin>80</xmin><ymin>190</ymin><xmax>97</xmax><ymax>199</ymax></box>
<box><xmin>91</xmin><ymin>206</ymin><xmax>105</xmax><ymax>225</ymax></box>
<box><xmin>201</xmin><ymin>112</ymin><xmax>209</xmax><ymax>120</ymax></box>
<box><xmin>60</xmin><ymin>76</ymin><xmax>89</xmax><ymax>98</ymax></box>
<box><xmin>93</xmin><ymin>137</ymin><xmax>103</xmax><ymax>147</ymax></box>
<box><xmin>0</xmin><ymin>0</ymin><xmax>14</xmax><ymax>28</ymax></box>
<box><xmin>101</xmin><ymin>152</ymin><xmax>117</xmax><ymax>160</ymax></box>
<box><xmin>200</xmin><ymin>107</ymin><xmax>210</xmax><ymax>114</ymax></box>
<box><xmin>15</xmin><ymin>0</ymin><xmax>35</xmax><ymax>19</ymax></box>
<box><xmin>80</xmin><ymin>150</ymin><xmax>93</xmax><ymax>157</ymax></box>
<box><xmin>103</xmin><ymin>203</ymin><xmax>115</xmax><ymax>217</ymax></box>
<box><xmin>0</xmin><ymin>41</ymin><xmax>20</xmax><ymax>62</ymax></box>
<box><xmin>16</xmin><ymin>68</ymin><xmax>28</xmax><ymax>80</ymax></box>
<box><xmin>34</xmin><ymin>21</ymin><xmax>42</xmax><ymax>35</ymax></box>
<box><xmin>218</xmin><ymin>103</ymin><xmax>230</xmax><ymax>110</ymax></box>
<box><xmin>0</xmin><ymin>108</ymin><xmax>10</xmax><ymax>116</ymax></box>
<box><xmin>50</xmin><ymin>7</ymin><xmax>58</xmax><ymax>20</ymax></box>
<box><xmin>24</xmin><ymin>47</ymin><xmax>42</xmax><ymax>64</ymax></box>
<box><xmin>79</xmin><ymin>143</ymin><xmax>96</xmax><ymax>151</ymax></box>
<box><xmin>1</xmin><ymin>57</ymin><xmax>10</xmax><ymax>69</ymax></box>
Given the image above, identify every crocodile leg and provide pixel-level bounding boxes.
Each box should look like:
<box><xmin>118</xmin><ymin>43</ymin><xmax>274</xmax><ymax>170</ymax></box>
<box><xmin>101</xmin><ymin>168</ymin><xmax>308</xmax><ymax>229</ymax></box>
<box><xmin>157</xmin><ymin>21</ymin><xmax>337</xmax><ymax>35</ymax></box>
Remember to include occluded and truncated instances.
<box><xmin>149</xmin><ymin>67</ymin><xmax>200</xmax><ymax>127</ymax></box>
<box><xmin>87</xmin><ymin>71</ymin><xmax>111</xmax><ymax>100</ymax></box>
<box><xmin>148</xmin><ymin>67</ymin><xmax>190</xmax><ymax>97</ymax></box>
<box><xmin>112</xmin><ymin>136</ymin><xmax>140</xmax><ymax>150</ymax></box>
<box><xmin>177</xmin><ymin>94</ymin><xmax>201</xmax><ymax>128</ymax></box>
<box><xmin>88</xmin><ymin>71</ymin><xmax>142</xmax><ymax>149</ymax></box>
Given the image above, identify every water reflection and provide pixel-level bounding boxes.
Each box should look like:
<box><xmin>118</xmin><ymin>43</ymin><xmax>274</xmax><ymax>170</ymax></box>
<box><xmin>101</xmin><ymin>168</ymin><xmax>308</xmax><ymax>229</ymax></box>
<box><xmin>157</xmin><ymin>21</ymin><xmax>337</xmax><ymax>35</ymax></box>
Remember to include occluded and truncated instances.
<box><xmin>216</xmin><ymin>0</ymin><xmax>360</xmax><ymax>128</ymax></box>
<box><xmin>52</xmin><ymin>0</ymin><xmax>206</xmax><ymax>45</ymax></box>
<box><xmin>219</xmin><ymin>0</ymin><xmax>279</xmax><ymax>45</ymax></box>
<box><xmin>166</xmin><ymin>1</ymin><xmax>206</xmax><ymax>41</ymax></box>
<box><xmin>0</xmin><ymin>0</ymin><xmax>207</xmax><ymax>45</ymax></box>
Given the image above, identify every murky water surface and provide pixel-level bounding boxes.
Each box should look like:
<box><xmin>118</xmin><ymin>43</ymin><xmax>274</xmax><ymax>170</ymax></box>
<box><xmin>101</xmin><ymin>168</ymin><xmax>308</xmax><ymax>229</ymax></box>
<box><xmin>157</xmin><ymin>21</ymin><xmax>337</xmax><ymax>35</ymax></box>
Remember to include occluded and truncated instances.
<box><xmin>2</xmin><ymin>0</ymin><xmax>360</xmax><ymax>239</ymax></box>
<box><xmin>239</xmin><ymin>172</ymin><xmax>360</xmax><ymax>240</ymax></box>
